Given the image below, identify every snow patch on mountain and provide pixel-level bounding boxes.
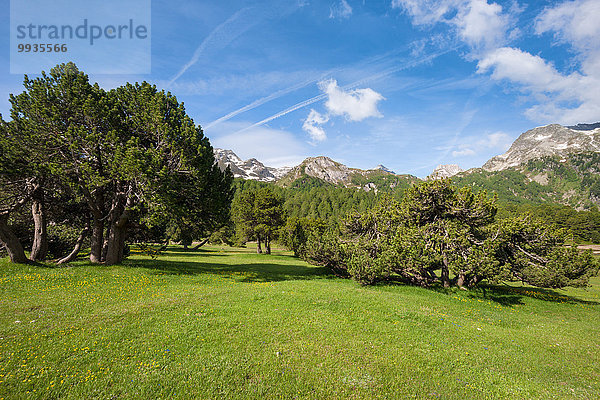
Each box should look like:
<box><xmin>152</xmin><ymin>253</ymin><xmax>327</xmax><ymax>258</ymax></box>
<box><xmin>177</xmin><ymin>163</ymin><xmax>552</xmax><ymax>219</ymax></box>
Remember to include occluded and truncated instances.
<box><xmin>213</xmin><ymin>148</ymin><xmax>291</xmax><ymax>182</ymax></box>
<box><xmin>483</xmin><ymin>124</ymin><xmax>600</xmax><ymax>171</ymax></box>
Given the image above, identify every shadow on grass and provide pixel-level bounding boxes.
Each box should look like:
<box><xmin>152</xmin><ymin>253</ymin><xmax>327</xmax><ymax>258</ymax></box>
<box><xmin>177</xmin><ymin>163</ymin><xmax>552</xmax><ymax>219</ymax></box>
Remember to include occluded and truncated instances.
<box><xmin>486</xmin><ymin>284</ymin><xmax>600</xmax><ymax>306</ymax></box>
<box><xmin>429</xmin><ymin>284</ymin><xmax>599</xmax><ymax>306</ymax></box>
<box><xmin>124</xmin><ymin>250</ymin><xmax>333</xmax><ymax>283</ymax></box>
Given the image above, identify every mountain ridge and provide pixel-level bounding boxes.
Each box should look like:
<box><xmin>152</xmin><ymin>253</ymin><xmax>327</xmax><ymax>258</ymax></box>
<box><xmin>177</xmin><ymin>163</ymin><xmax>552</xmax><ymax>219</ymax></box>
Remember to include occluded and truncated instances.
<box><xmin>483</xmin><ymin>124</ymin><xmax>600</xmax><ymax>172</ymax></box>
<box><xmin>214</xmin><ymin>122</ymin><xmax>600</xmax><ymax>185</ymax></box>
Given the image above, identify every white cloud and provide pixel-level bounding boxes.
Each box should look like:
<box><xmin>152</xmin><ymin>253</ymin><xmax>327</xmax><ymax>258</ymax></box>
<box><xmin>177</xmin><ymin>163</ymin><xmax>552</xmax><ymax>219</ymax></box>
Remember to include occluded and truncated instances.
<box><xmin>535</xmin><ymin>0</ymin><xmax>600</xmax><ymax>49</ymax></box>
<box><xmin>207</xmin><ymin>122</ymin><xmax>309</xmax><ymax>167</ymax></box>
<box><xmin>330</xmin><ymin>0</ymin><xmax>353</xmax><ymax>19</ymax></box>
<box><xmin>393</xmin><ymin>0</ymin><xmax>510</xmax><ymax>51</ymax></box>
<box><xmin>452</xmin><ymin>148</ymin><xmax>476</xmax><ymax>157</ymax></box>
<box><xmin>454</xmin><ymin>0</ymin><xmax>509</xmax><ymax>51</ymax></box>
<box><xmin>484</xmin><ymin>132</ymin><xmax>512</xmax><ymax>149</ymax></box>
<box><xmin>396</xmin><ymin>0</ymin><xmax>600</xmax><ymax>124</ymax></box>
<box><xmin>302</xmin><ymin>109</ymin><xmax>329</xmax><ymax>142</ymax></box>
<box><xmin>319</xmin><ymin>79</ymin><xmax>385</xmax><ymax>121</ymax></box>
<box><xmin>391</xmin><ymin>0</ymin><xmax>459</xmax><ymax>26</ymax></box>
<box><xmin>451</xmin><ymin>131</ymin><xmax>512</xmax><ymax>157</ymax></box>
<box><xmin>535</xmin><ymin>0</ymin><xmax>600</xmax><ymax>76</ymax></box>
<box><xmin>477</xmin><ymin>47</ymin><xmax>565</xmax><ymax>89</ymax></box>
<box><xmin>477</xmin><ymin>46</ymin><xmax>600</xmax><ymax>123</ymax></box>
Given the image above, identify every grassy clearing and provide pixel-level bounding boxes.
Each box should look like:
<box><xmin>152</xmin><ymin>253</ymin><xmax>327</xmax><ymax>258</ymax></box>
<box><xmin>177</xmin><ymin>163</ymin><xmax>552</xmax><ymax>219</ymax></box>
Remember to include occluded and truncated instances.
<box><xmin>1</xmin><ymin>245</ymin><xmax>599</xmax><ymax>399</ymax></box>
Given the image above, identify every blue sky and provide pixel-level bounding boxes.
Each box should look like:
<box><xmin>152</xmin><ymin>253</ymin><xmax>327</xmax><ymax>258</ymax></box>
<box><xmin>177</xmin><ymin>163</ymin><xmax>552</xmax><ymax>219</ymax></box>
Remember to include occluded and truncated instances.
<box><xmin>1</xmin><ymin>0</ymin><xmax>599</xmax><ymax>177</ymax></box>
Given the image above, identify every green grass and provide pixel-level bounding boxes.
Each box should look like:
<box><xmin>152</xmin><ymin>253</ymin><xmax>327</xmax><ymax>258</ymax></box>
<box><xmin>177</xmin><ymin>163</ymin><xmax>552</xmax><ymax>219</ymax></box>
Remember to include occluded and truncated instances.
<box><xmin>1</xmin><ymin>245</ymin><xmax>599</xmax><ymax>399</ymax></box>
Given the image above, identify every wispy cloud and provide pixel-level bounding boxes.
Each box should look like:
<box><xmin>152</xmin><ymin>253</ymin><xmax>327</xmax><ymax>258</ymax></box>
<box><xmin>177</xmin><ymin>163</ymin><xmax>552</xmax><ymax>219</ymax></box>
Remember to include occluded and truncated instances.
<box><xmin>168</xmin><ymin>7</ymin><xmax>257</xmax><ymax>85</ymax></box>
<box><xmin>451</xmin><ymin>131</ymin><xmax>512</xmax><ymax>157</ymax></box>
<box><xmin>204</xmin><ymin>37</ymin><xmax>457</xmax><ymax>131</ymax></box>
<box><xmin>329</xmin><ymin>0</ymin><xmax>353</xmax><ymax>19</ymax></box>
<box><xmin>204</xmin><ymin>71</ymin><xmax>336</xmax><ymax>129</ymax></box>
<box><xmin>393</xmin><ymin>0</ymin><xmax>513</xmax><ymax>54</ymax></box>
<box><xmin>232</xmin><ymin>45</ymin><xmax>459</xmax><ymax>135</ymax></box>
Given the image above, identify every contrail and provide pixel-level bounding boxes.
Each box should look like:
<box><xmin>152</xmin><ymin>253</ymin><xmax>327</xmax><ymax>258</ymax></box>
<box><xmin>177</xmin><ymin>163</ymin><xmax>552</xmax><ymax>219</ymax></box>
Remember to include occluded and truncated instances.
<box><xmin>232</xmin><ymin>45</ymin><xmax>460</xmax><ymax>135</ymax></box>
<box><xmin>204</xmin><ymin>45</ymin><xmax>420</xmax><ymax>129</ymax></box>
<box><xmin>168</xmin><ymin>8</ymin><xmax>253</xmax><ymax>86</ymax></box>
<box><xmin>234</xmin><ymin>93</ymin><xmax>329</xmax><ymax>134</ymax></box>
<box><xmin>204</xmin><ymin>73</ymin><xmax>333</xmax><ymax>129</ymax></box>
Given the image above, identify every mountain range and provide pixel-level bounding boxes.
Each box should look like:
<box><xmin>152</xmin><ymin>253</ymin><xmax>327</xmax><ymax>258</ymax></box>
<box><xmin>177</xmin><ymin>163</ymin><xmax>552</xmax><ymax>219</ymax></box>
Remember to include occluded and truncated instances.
<box><xmin>482</xmin><ymin>124</ymin><xmax>600</xmax><ymax>171</ymax></box>
<box><xmin>213</xmin><ymin>148</ymin><xmax>291</xmax><ymax>182</ymax></box>
<box><xmin>216</xmin><ymin>122</ymin><xmax>599</xmax><ymax>181</ymax></box>
<box><xmin>215</xmin><ymin>122</ymin><xmax>600</xmax><ymax>209</ymax></box>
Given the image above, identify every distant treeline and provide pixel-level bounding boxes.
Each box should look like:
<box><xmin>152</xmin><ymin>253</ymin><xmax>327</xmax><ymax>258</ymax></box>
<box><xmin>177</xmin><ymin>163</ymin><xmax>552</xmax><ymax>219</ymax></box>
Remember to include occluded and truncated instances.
<box><xmin>232</xmin><ymin>176</ymin><xmax>600</xmax><ymax>244</ymax></box>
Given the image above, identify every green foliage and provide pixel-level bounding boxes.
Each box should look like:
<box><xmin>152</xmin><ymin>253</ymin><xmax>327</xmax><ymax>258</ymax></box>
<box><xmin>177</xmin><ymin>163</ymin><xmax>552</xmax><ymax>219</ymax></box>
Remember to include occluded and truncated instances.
<box><xmin>111</xmin><ymin>81</ymin><xmax>234</xmax><ymax>238</ymax></box>
<box><xmin>280</xmin><ymin>217</ymin><xmax>327</xmax><ymax>257</ymax></box>
<box><xmin>2</xmin><ymin>63</ymin><xmax>233</xmax><ymax>264</ymax></box>
<box><xmin>208</xmin><ymin>222</ymin><xmax>236</xmax><ymax>246</ymax></box>
<box><xmin>232</xmin><ymin>186</ymin><xmax>285</xmax><ymax>252</ymax></box>
<box><xmin>306</xmin><ymin>180</ymin><xmax>598</xmax><ymax>289</ymax></box>
<box><xmin>45</xmin><ymin>224</ymin><xmax>83</xmax><ymax>259</ymax></box>
<box><xmin>492</xmin><ymin>214</ymin><xmax>598</xmax><ymax>288</ymax></box>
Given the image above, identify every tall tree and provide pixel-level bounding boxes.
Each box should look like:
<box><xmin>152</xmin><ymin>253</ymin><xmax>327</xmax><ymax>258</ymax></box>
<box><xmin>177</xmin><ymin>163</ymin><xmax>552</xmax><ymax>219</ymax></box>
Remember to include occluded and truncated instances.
<box><xmin>102</xmin><ymin>82</ymin><xmax>233</xmax><ymax>264</ymax></box>
<box><xmin>9</xmin><ymin>63</ymin><xmax>113</xmax><ymax>263</ymax></box>
<box><xmin>232</xmin><ymin>187</ymin><xmax>285</xmax><ymax>254</ymax></box>
<box><xmin>6</xmin><ymin>63</ymin><xmax>233</xmax><ymax>265</ymax></box>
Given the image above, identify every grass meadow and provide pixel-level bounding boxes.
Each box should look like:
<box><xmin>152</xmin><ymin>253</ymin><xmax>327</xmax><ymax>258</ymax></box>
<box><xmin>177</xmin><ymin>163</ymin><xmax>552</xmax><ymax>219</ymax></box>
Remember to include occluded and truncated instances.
<box><xmin>1</xmin><ymin>245</ymin><xmax>599</xmax><ymax>399</ymax></box>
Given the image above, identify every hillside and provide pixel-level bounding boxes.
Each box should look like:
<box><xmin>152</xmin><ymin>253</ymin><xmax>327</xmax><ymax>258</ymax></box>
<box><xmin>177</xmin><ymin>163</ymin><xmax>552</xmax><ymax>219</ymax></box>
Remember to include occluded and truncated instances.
<box><xmin>453</xmin><ymin>152</ymin><xmax>600</xmax><ymax>210</ymax></box>
<box><xmin>483</xmin><ymin>124</ymin><xmax>600</xmax><ymax>171</ymax></box>
<box><xmin>215</xmin><ymin>123</ymin><xmax>600</xmax><ymax>210</ymax></box>
<box><xmin>1</xmin><ymin>246</ymin><xmax>599</xmax><ymax>399</ymax></box>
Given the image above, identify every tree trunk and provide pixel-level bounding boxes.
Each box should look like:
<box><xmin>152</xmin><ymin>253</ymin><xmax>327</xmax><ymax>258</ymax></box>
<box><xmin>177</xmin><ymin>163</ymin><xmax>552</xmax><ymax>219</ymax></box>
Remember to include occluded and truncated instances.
<box><xmin>0</xmin><ymin>213</ymin><xmax>28</xmax><ymax>264</ymax></box>
<box><xmin>57</xmin><ymin>224</ymin><xmax>89</xmax><ymax>264</ymax></box>
<box><xmin>104</xmin><ymin>192</ymin><xmax>133</xmax><ymax>266</ymax></box>
<box><xmin>192</xmin><ymin>237</ymin><xmax>209</xmax><ymax>250</ymax></box>
<box><xmin>441</xmin><ymin>254</ymin><xmax>450</xmax><ymax>288</ymax></box>
<box><xmin>101</xmin><ymin>224</ymin><xmax>111</xmax><ymax>262</ymax></box>
<box><xmin>80</xmin><ymin>184</ymin><xmax>106</xmax><ymax>264</ymax></box>
<box><xmin>256</xmin><ymin>237</ymin><xmax>262</xmax><ymax>254</ymax></box>
<box><xmin>105</xmin><ymin>223</ymin><xmax>127</xmax><ymax>265</ymax></box>
<box><xmin>90</xmin><ymin>218</ymin><xmax>104</xmax><ymax>263</ymax></box>
<box><xmin>457</xmin><ymin>273</ymin><xmax>466</xmax><ymax>289</ymax></box>
<box><xmin>30</xmin><ymin>185</ymin><xmax>48</xmax><ymax>261</ymax></box>
<box><xmin>265</xmin><ymin>236</ymin><xmax>271</xmax><ymax>254</ymax></box>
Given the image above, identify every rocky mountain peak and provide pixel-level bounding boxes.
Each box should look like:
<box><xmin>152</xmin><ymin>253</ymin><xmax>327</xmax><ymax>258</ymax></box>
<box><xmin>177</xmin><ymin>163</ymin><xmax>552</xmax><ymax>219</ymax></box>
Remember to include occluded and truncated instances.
<box><xmin>482</xmin><ymin>123</ymin><xmax>600</xmax><ymax>171</ymax></box>
<box><xmin>289</xmin><ymin>156</ymin><xmax>353</xmax><ymax>185</ymax></box>
<box><xmin>428</xmin><ymin>164</ymin><xmax>464</xmax><ymax>180</ymax></box>
<box><xmin>371</xmin><ymin>164</ymin><xmax>396</xmax><ymax>174</ymax></box>
<box><xmin>213</xmin><ymin>148</ymin><xmax>291</xmax><ymax>182</ymax></box>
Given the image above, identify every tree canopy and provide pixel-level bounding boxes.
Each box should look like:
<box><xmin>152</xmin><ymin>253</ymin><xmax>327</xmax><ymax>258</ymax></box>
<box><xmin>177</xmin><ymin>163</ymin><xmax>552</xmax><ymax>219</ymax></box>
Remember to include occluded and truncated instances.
<box><xmin>232</xmin><ymin>186</ymin><xmax>285</xmax><ymax>254</ymax></box>
<box><xmin>1</xmin><ymin>63</ymin><xmax>233</xmax><ymax>265</ymax></box>
<box><xmin>303</xmin><ymin>180</ymin><xmax>598</xmax><ymax>289</ymax></box>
